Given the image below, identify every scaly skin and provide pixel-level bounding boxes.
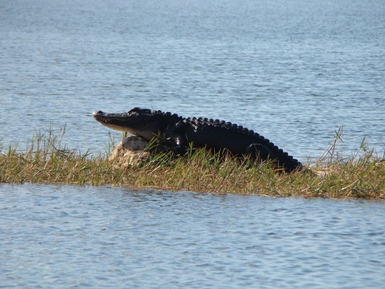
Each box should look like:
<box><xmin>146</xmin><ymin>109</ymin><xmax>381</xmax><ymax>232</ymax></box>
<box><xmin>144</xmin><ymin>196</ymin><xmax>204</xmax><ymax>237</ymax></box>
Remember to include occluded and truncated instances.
<box><xmin>93</xmin><ymin>108</ymin><xmax>302</xmax><ymax>172</ymax></box>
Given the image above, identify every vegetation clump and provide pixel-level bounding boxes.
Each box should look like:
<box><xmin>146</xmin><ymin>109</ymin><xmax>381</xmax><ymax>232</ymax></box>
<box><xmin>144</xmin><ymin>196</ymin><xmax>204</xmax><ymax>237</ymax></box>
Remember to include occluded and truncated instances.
<box><xmin>1</xmin><ymin>128</ymin><xmax>384</xmax><ymax>200</ymax></box>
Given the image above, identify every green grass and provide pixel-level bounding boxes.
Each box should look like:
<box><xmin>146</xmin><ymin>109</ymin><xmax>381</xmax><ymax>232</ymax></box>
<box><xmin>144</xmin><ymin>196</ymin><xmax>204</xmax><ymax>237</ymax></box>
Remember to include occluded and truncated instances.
<box><xmin>1</xmin><ymin>128</ymin><xmax>385</xmax><ymax>200</ymax></box>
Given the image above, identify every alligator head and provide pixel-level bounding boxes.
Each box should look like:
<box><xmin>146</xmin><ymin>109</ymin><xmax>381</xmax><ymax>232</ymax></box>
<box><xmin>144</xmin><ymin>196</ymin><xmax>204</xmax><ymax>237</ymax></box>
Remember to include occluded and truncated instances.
<box><xmin>93</xmin><ymin>107</ymin><xmax>180</xmax><ymax>140</ymax></box>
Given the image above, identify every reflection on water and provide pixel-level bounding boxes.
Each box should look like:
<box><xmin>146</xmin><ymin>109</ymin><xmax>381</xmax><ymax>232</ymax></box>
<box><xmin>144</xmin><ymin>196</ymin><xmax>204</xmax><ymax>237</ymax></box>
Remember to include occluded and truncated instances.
<box><xmin>1</xmin><ymin>184</ymin><xmax>384</xmax><ymax>288</ymax></box>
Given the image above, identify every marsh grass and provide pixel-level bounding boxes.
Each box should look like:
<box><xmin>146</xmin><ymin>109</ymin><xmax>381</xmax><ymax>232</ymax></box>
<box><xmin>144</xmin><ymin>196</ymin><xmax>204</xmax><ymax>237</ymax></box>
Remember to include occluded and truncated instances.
<box><xmin>1</xmin><ymin>127</ymin><xmax>385</xmax><ymax>200</ymax></box>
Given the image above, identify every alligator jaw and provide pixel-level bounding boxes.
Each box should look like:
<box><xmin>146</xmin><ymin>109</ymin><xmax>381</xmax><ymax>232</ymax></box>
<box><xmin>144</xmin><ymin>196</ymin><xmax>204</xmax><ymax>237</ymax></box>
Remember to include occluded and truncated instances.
<box><xmin>93</xmin><ymin>110</ymin><xmax>138</xmax><ymax>134</ymax></box>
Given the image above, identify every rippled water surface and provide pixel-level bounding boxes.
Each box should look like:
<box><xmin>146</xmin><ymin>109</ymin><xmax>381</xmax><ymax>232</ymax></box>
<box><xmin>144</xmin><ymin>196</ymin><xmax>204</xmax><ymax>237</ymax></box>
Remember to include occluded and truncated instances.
<box><xmin>1</xmin><ymin>184</ymin><xmax>384</xmax><ymax>288</ymax></box>
<box><xmin>1</xmin><ymin>0</ymin><xmax>385</xmax><ymax>161</ymax></box>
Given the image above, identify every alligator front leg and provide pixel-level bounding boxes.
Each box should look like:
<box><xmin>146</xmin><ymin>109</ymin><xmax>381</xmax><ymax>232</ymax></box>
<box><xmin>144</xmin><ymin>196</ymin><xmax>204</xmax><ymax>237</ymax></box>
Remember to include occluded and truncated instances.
<box><xmin>171</xmin><ymin>134</ymin><xmax>188</xmax><ymax>155</ymax></box>
<box><xmin>148</xmin><ymin>133</ymin><xmax>187</xmax><ymax>155</ymax></box>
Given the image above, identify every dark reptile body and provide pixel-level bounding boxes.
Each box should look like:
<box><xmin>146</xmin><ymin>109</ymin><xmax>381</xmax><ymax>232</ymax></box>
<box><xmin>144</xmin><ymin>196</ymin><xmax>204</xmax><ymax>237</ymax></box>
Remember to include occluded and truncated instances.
<box><xmin>146</xmin><ymin>109</ymin><xmax>301</xmax><ymax>172</ymax></box>
<box><xmin>94</xmin><ymin>108</ymin><xmax>302</xmax><ymax>172</ymax></box>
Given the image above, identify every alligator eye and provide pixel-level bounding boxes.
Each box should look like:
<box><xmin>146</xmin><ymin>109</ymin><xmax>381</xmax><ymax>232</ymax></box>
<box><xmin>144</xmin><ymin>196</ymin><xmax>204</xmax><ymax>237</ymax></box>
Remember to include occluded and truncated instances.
<box><xmin>128</xmin><ymin>107</ymin><xmax>140</xmax><ymax>113</ymax></box>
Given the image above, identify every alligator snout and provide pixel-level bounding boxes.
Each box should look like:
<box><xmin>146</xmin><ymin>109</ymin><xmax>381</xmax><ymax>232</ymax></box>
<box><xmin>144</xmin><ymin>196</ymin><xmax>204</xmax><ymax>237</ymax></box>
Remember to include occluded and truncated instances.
<box><xmin>93</xmin><ymin>110</ymin><xmax>104</xmax><ymax>116</ymax></box>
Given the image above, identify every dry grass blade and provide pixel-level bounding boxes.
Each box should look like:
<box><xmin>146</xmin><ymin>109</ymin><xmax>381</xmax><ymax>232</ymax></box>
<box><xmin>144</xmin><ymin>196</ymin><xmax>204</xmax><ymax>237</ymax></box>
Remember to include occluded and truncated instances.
<box><xmin>315</xmin><ymin>125</ymin><xmax>344</xmax><ymax>165</ymax></box>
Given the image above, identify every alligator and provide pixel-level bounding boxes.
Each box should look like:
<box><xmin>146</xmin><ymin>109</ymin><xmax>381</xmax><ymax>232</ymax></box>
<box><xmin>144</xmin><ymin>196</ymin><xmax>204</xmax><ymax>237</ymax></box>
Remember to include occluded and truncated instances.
<box><xmin>93</xmin><ymin>108</ymin><xmax>302</xmax><ymax>172</ymax></box>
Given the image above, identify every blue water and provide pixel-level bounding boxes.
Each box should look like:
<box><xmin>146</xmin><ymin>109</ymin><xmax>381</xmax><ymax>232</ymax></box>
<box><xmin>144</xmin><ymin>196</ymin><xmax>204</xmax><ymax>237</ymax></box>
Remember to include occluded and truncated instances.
<box><xmin>1</xmin><ymin>0</ymin><xmax>385</xmax><ymax>161</ymax></box>
<box><xmin>1</xmin><ymin>0</ymin><xmax>385</xmax><ymax>287</ymax></box>
<box><xmin>1</xmin><ymin>184</ymin><xmax>385</xmax><ymax>288</ymax></box>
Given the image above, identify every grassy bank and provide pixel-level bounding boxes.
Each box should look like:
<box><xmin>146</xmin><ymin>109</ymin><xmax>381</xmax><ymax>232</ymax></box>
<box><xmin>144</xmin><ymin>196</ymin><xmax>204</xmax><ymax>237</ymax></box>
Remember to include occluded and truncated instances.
<box><xmin>1</xmin><ymin>129</ymin><xmax>384</xmax><ymax>200</ymax></box>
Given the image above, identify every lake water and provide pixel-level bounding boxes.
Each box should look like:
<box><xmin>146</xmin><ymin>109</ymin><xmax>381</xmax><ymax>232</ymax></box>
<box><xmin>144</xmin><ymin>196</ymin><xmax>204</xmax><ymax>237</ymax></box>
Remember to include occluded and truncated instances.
<box><xmin>1</xmin><ymin>184</ymin><xmax>385</xmax><ymax>288</ymax></box>
<box><xmin>1</xmin><ymin>0</ymin><xmax>385</xmax><ymax>161</ymax></box>
<box><xmin>1</xmin><ymin>0</ymin><xmax>385</xmax><ymax>287</ymax></box>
